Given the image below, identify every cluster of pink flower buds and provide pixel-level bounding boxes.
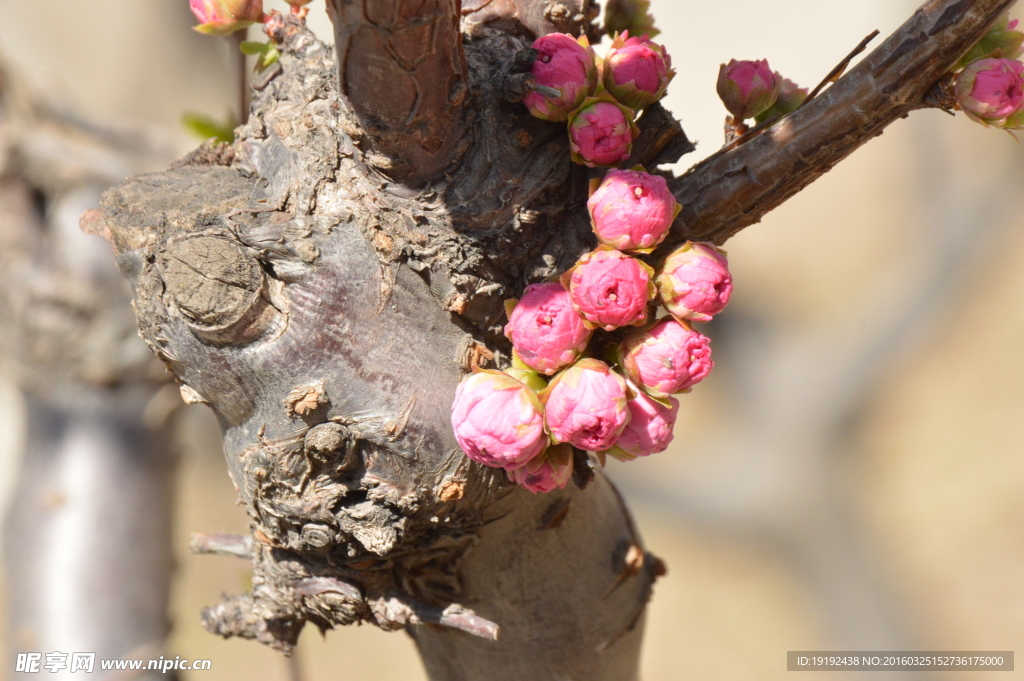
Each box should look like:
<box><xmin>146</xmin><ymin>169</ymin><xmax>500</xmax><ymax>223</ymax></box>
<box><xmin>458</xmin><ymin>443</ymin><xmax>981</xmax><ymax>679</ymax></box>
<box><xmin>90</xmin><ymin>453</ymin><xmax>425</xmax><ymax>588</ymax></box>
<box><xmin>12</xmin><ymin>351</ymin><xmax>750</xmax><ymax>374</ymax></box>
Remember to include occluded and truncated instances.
<box><xmin>524</xmin><ymin>31</ymin><xmax>674</xmax><ymax>167</ymax></box>
<box><xmin>452</xmin><ymin>165</ymin><xmax>734</xmax><ymax>491</ymax></box>
<box><xmin>453</xmin><ymin>7</ymin><xmax>732</xmax><ymax>492</ymax></box>
<box><xmin>716</xmin><ymin>58</ymin><xmax>807</xmax><ymax>125</ymax></box>
<box><xmin>950</xmin><ymin>15</ymin><xmax>1024</xmax><ymax>131</ymax></box>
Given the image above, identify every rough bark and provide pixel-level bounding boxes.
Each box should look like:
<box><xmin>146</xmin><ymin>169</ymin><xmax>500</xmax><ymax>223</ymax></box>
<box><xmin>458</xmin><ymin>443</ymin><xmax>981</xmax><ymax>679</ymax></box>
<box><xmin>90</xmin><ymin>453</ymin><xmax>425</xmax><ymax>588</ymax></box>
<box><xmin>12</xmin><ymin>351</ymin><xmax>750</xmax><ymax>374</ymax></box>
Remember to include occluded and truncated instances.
<box><xmin>86</xmin><ymin>1</ymin><xmax>1009</xmax><ymax>679</ymax></box>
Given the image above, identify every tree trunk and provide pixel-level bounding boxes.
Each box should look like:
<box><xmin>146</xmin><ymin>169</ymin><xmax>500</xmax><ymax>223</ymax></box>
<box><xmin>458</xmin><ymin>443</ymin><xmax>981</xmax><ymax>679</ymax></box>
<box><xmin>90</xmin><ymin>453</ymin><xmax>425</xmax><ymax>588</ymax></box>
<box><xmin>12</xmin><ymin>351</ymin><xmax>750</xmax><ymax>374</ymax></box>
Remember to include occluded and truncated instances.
<box><xmin>0</xmin><ymin>62</ymin><xmax>180</xmax><ymax>675</ymax></box>
<box><xmin>87</xmin><ymin>1</ymin><xmax>1012</xmax><ymax>678</ymax></box>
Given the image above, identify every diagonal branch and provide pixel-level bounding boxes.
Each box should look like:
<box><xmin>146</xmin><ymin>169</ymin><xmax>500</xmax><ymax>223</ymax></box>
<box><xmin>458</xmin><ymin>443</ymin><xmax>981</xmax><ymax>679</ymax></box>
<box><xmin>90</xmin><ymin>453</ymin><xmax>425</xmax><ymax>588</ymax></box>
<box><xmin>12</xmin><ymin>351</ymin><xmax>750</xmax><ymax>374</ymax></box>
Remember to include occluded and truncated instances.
<box><xmin>665</xmin><ymin>0</ymin><xmax>1016</xmax><ymax>248</ymax></box>
<box><xmin>329</xmin><ymin>0</ymin><xmax>468</xmax><ymax>184</ymax></box>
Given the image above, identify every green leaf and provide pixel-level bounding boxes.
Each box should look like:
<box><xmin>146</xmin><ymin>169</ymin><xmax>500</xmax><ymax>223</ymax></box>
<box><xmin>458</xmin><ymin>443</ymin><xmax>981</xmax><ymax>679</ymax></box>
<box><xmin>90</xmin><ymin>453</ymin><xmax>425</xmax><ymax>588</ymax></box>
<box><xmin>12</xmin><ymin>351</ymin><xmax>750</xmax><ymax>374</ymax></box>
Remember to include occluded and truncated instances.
<box><xmin>181</xmin><ymin>112</ymin><xmax>237</xmax><ymax>144</ymax></box>
<box><xmin>254</xmin><ymin>45</ymin><xmax>280</xmax><ymax>73</ymax></box>
<box><xmin>239</xmin><ymin>40</ymin><xmax>269</xmax><ymax>56</ymax></box>
<box><xmin>238</xmin><ymin>39</ymin><xmax>281</xmax><ymax>73</ymax></box>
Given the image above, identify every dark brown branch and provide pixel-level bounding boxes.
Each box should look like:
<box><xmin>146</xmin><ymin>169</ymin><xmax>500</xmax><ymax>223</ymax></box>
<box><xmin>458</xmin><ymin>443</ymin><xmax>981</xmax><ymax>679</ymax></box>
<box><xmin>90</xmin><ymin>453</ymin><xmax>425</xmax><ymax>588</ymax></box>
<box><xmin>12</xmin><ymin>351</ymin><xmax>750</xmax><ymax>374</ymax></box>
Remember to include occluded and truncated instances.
<box><xmin>329</xmin><ymin>0</ymin><xmax>468</xmax><ymax>184</ymax></box>
<box><xmin>666</xmin><ymin>0</ymin><xmax>1016</xmax><ymax>248</ymax></box>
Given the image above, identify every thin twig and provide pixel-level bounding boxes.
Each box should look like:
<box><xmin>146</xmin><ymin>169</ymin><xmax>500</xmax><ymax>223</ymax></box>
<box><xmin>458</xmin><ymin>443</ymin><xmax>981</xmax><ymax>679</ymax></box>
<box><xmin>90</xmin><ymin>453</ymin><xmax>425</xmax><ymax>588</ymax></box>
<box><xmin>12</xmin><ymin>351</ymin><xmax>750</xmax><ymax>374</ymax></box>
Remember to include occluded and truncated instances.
<box><xmin>799</xmin><ymin>30</ymin><xmax>880</xmax><ymax>108</ymax></box>
<box><xmin>427</xmin><ymin>604</ymin><xmax>501</xmax><ymax>641</ymax></box>
<box><xmin>666</xmin><ymin>0</ymin><xmax>1016</xmax><ymax>247</ymax></box>
<box><xmin>189</xmin><ymin>532</ymin><xmax>252</xmax><ymax>558</ymax></box>
<box><xmin>716</xmin><ymin>30</ymin><xmax>881</xmax><ymax>156</ymax></box>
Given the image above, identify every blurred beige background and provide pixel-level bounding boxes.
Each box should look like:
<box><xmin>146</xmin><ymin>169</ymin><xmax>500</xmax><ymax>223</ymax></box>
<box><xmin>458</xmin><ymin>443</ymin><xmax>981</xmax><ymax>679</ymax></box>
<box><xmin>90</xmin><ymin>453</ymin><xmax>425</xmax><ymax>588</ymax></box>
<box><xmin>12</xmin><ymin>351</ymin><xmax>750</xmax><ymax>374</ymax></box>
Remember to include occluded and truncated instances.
<box><xmin>2</xmin><ymin>0</ymin><xmax>1023</xmax><ymax>679</ymax></box>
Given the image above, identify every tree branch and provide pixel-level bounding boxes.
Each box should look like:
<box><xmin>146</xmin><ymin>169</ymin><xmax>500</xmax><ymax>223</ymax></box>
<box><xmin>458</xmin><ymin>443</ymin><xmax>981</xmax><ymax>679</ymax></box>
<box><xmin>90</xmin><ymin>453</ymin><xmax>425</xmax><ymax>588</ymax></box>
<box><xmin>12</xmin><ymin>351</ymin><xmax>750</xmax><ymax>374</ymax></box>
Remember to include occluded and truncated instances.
<box><xmin>461</xmin><ymin>0</ymin><xmax>600</xmax><ymax>39</ymax></box>
<box><xmin>329</xmin><ymin>0</ymin><xmax>468</xmax><ymax>184</ymax></box>
<box><xmin>666</xmin><ymin>0</ymin><xmax>1015</xmax><ymax>248</ymax></box>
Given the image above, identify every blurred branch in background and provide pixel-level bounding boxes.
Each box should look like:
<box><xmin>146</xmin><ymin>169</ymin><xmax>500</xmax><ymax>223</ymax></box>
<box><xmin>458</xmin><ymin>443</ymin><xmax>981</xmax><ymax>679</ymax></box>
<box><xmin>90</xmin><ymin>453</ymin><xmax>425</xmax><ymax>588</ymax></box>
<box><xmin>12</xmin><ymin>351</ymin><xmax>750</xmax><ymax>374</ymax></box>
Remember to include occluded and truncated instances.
<box><xmin>0</xmin><ymin>54</ymin><xmax>185</xmax><ymax>677</ymax></box>
<box><xmin>613</xmin><ymin>107</ymin><xmax>1022</xmax><ymax>676</ymax></box>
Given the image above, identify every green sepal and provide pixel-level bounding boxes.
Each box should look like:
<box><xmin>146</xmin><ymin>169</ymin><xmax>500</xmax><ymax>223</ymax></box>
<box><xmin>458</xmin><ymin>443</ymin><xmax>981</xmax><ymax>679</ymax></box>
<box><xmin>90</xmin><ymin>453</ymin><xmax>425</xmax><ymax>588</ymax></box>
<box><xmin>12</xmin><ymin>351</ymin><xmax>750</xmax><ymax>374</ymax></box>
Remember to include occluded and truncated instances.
<box><xmin>511</xmin><ymin>349</ymin><xmax>530</xmax><ymax>371</ymax></box>
<box><xmin>504</xmin><ymin>298</ymin><xmax>519</xmax><ymax>321</ymax></box>
<box><xmin>505</xmin><ymin>367</ymin><xmax>548</xmax><ymax>394</ymax></box>
<box><xmin>954</xmin><ymin>13</ymin><xmax>1024</xmax><ymax>71</ymax></box>
<box><xmin>193</xmin><ymin>19</ymin><xmax>256</xmax><ymax>37</ymax></box>
<box><xmin>606</xmin><ymin>444</ymin><xmax>639</xmax><ymax>463</ymax></box>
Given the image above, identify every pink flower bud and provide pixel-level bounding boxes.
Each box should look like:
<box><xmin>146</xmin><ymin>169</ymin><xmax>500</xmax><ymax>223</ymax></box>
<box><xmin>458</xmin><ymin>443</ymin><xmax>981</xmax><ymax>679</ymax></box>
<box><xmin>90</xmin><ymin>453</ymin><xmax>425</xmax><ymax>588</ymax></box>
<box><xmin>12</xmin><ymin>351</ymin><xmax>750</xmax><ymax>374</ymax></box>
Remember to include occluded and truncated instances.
<box><xmin>505</xmin><ymin>282</ymin><xmax>593</xmax><ymax>375</ymax></box>
<box><xmin>955</xmin><ymin>58</ymin><xmax>1024</xmax><ymax>128</ymax></box>
<box><xmin>610</xmin><ymin>385</ymin><xmax>679</xmax><ymax>459</ymax></box>
<box><xmin>190</xmin><ymin>0</ymin><xmax>264</xmax><ymax>35</ymax></box>
<box><xmin>620</xmin><ymin>318</ymin><xmax>713</xmax><ymax>399</ymax></box>
<box><xmin>567</xmin><ymin>97</ymin><xmax>639</xmax><ymax>167</ymax></box>
<box><xmin>506</xmin><ymin>443</ymin><xmax>574</xmax><ymax>494</ymax></box>
<box><xmin>541</xmin><ymin>359</ymin><xmax>630</xmax><ymax>452</ymax></box>
<box><xmin>523</xmin><ymin>34</ymin><xmax>598</xmax><ymax>122</ymax></box>
<box><xmin>716</xmin><ymin>59</ymin><xmax>780</xmax><ymax>120</ymax></box>
<box><xmin>451</xmin><ymin>370</ymin><xmax>547</xmax><ymax>469</ymax></box>
<box><xmin>656</xmin><ymin>241</ymin><xmax>732</xmax><ymax>322</ymax></box>
<box><xmin>563</xmin><ymin>247</ymin><xmax>655</xmax><ymax>331</ymax></box>
<box><xmin>587</xmin><ymin>168</ymin><xmax>680</xmax><ymax>252</ymax></box>
<box><xmin>603</xmin><ymin>33</ymin><xmax>675</xmax><ymax>111</ymax></box>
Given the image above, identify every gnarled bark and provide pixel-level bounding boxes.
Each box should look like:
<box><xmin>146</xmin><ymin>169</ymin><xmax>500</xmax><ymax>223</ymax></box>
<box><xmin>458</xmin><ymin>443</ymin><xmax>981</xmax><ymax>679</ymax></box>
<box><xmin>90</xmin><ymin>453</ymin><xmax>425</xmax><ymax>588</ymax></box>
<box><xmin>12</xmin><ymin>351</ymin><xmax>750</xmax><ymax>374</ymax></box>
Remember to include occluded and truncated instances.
<box><xmin>87</xmin><ymin>1</ymin><xmax>1010</xmax><ymax>679</ymax></box>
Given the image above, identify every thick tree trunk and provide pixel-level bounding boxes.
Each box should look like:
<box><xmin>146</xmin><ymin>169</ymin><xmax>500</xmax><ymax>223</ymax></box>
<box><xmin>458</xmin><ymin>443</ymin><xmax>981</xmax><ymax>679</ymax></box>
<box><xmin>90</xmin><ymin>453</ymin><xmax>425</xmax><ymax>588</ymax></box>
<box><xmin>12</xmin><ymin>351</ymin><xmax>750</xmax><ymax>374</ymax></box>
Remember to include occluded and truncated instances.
<box><xmin>87</xmin><ymin>1</ymin><xmax>1011</xmax><ymax>679</ymax></box>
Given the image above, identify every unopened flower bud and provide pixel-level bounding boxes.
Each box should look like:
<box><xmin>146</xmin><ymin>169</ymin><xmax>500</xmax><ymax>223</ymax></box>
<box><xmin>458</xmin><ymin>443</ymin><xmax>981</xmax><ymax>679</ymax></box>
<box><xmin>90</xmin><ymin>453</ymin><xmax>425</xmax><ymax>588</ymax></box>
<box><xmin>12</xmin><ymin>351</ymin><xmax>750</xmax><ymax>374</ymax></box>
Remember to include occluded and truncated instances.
<box><xmin>506</xmin><ymin>443</ymin><xmax>574</xmax><ymax>494</ymax></box>
<box><xmin>716</xmin><ymin>59</ymin><xmax>780</xmax><ymax>120</ymax></box>
<box><xmin>620</xmin><ymin>318</ymin><xmax>713</xmax><ymax>399</ymax></box>
<box><xmin>563</xmin><ymin>247</ymin><xmax>655</xmax><ymax>331</ymax></box>
<box><xmin>753</xmin><ymin>77</ymin><xmax>807</xmax><ymax>124</ymax></box>
<box><xmin>523</xmin><ymin>34</ymin><xmax>598</xmax><ymax>122</ymax></box>
<box><xmin>505</xmin><ymin>282</ymin><xmax>593</xmax><ymax>375</ymax></box>
<box><xmin>656</xmin><ymin>241</ymin><xmax>732</xmax><ymax>323</ymax></box>
<box><xmin>567</xmin><ymin>96</ymin><xmax>640</xmax><ymax>167</ymax></box>
<box><xmin>588</xmin><ymin>168</ymin><xmax>680</xmax><ymax>252</ymax></box>
<box><xmin>603</xmin><ymin>33</ymin><xmax>675</xmax><ymax>111</ymax></box>
<box><xmin>190</xmin><ymin>0</ymin><xmax>264</xmax><ymax>36</ymax></box>
<box><xmin>451</xmin><ymin>370</ymin><xmax>547</xmax><ymax>470</ymax></box>
<box><xmin>541</xmin><ymin>359</ymin><xmax>630</xmax><ymax>452</ymax></box>
<box><xmin>955</xmin><ymin>57</ymin><xmax>1024</xmax><ymax>128</ymax></box>
<box><xmin>609</xmin><ymin>384</ymin><xmax>679</xmax><ymax>460</ymax></box>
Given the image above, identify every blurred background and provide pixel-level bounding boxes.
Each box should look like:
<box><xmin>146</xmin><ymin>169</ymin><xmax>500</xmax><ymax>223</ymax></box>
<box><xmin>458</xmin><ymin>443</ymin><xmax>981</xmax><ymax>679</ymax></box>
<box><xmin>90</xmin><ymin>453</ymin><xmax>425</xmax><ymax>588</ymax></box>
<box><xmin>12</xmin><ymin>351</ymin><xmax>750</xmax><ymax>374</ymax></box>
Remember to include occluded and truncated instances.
<box><xmin>1</xmin><ymin>0</ymin><xmax>1022</xmax><ymax>679</ymax></box>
